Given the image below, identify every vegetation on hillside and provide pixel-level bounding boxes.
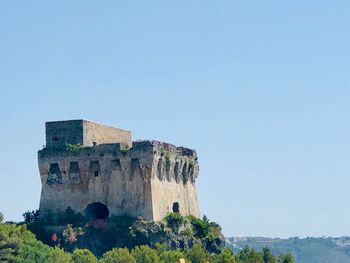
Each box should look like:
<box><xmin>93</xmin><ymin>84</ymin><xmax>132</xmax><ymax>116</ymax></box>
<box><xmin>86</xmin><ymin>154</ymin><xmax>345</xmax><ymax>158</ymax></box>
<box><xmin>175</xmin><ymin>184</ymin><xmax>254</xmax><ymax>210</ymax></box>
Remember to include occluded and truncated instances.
<box><xmin>0</xmin><ymin>211</ymin><xmax>294</xmax><ymax>262</ymax></box>
<box><xmin>228</xmin><ymin>236</ymin><xmax>350</xmax><ymax>263</ymax></box>
<box><xmin>23</xmin><ymin>208</ymin><xmax>225</xmax><ymax>256</ymax></box>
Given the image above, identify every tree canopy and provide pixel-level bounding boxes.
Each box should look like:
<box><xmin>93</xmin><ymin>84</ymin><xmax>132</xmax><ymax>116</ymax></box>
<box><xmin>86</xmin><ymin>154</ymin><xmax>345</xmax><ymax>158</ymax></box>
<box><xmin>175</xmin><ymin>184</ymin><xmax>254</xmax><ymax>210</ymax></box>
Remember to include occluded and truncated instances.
<box><xmin>0</xmin><ymin>211</ymin><xmax>295</xmax><ymax>262</ymax></box>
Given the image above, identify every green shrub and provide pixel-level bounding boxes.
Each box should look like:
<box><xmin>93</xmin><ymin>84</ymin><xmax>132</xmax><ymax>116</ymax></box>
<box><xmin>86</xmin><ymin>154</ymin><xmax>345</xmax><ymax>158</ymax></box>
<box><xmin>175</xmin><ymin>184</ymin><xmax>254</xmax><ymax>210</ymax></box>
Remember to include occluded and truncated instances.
<box><xmin>107</xmin><ymin>215</ymin><xmax>135</xmax><ymax>240</ymax></box>
<box><xmin>159</xmin><ymin>250</ymin><xmax>185</xmax><ymax>263</ymax></box>
<box><xmin>65</xmin><ymin>144</ymin><xmax>85</xmax><ymax>152</ymax></box>
<box><xmin>212</xmin><ymin>248</ymin><xmax>237</xmax><ymax>263</ymax></box>
<box><xmin>187</xmin><ymin>215</ymin><xmax>210</xmax><ymax>238</ymax></box>
<box><xmin>22</xmin><ymin>210</ymin><xmax>40</xmax><ymax>225</ymax></box>
<box><xmin>0</xmin><ymin>223</ymin><xmax>35</xmax><ymax>262</ymax></box>
<box><xmin>263</xmin><ymin>247</ymin><xmax>276</xmax><ymax>263</ymax></box>
<box><xmin>164</xmin><ymin>212</ymin><xmax>184</xmax><ymax>231</ymax></box>
<box><xmin>46</xmin><ymin>247</ymin><xmax>72</xmax><ymax>263</ymax></box>
<box><xmin>120</xmin><ymin>145</ymin><xmax>130</xmax><ymax>156</ymax></box>
<box><xmin>185</xmin><ymin>243</ymin><xmax>210</xmax><ymax>263</ymax></box>
<box><xmin>164</xmin><ymin>153</ymin><xmax>171</xmax><ymax>162</ymax></box>
<box><xmin>56</xmin><ymin>207</ymin><xmax>87</xmax><ymax>226</ymax></box>
<box><xmin>132</xmin><ymin>245</ymin><xmax>160</xmax><ymax>263</ymax></box>
<box><xmin>71</xmin><ymin>248</ymin><xmax>98</xmax><ymax>263</ymax></box>
<box><xmin>278</xmin><ymin>253</ymin><xmax>295</xmax><ymax>263</ymax></box>
<box><xmin>101</xmin><ymin>248</ymin><xmax>136</xmax><ymax>263</ymax></box>
<box><xmin>17</xmin><ymin>238</ymin><xmax>53</xmax><ymax>262</ymax></box>
<box><xmin>236</xmin><ymin>246</ymin><xmax>264</xmax><ymax>263</ymax></box>
<box><xmin>181</xmin><ymin>228</ymin><xmax>194</xmax><ymax>237</ymax></box>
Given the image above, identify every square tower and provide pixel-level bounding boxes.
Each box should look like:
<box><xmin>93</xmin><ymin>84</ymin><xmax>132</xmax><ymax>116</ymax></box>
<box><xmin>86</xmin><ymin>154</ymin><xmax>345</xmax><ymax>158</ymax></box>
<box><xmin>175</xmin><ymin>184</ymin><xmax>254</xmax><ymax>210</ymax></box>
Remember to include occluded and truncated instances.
<box><xmin>38</xmin><ymin>120</ymin><xmax>200</xmax><ymax>221</ymax></box>
<box><xmin>45</xmin><ymin>120</ymin><xmax>132</xmax><ymax>148</ymax></box>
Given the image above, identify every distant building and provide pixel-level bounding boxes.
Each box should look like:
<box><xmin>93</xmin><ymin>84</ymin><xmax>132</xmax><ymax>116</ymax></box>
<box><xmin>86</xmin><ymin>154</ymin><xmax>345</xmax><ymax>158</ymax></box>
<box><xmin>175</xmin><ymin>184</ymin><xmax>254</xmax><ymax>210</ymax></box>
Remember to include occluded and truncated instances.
<box><xmin>38</xmin><ymin>120</ymin><xmax>200</xmax><ymax>221</ymax></box>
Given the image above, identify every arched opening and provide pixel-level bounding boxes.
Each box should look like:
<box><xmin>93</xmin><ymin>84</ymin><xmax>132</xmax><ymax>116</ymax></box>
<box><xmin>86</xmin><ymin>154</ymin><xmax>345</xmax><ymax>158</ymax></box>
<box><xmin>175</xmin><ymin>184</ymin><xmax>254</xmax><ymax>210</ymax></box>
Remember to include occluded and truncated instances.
<box><xmin>84</xmin><ymin>202</ymin><xmax>109</xmax><ymax>220</ymax></box>
<box><xmin>172</xmin><ymin>202</ymin><xmax>180</xmax><ymax>213</ymax></box>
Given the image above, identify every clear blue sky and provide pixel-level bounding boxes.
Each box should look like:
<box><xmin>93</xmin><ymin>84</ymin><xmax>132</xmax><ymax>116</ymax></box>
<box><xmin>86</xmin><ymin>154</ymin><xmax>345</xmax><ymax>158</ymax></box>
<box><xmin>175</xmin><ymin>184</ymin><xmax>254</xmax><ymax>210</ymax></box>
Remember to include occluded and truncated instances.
<box><xmin>1</xmin><ymin>1</ymin><xmax>349</xmax><ymax>238</ymax></box>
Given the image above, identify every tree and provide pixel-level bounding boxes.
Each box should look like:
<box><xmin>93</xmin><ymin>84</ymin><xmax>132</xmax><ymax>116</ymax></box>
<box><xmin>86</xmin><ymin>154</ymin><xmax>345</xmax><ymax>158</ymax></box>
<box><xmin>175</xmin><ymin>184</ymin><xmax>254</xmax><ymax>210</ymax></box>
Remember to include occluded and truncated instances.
<box><xmin>0</xmin><ymin>222</ymin><xmax>73</xmax><ymax>263</ymax></box>
<box><xmin>46</xmin><ymin>247</ymin><xmax>72</xmax><ymax>263</ymax></box>
<box><xmin>159</xmin><ymin>250</ymin><xmax>185</xmax><ymax>263</ymax></box>
<box><xmin>17</xmin><ymin>238</ymin><xmax>53</xmax><ymax>262</ymax></box>
<box><xmin>188</xmin><ymin>216</ymin><xmax>210</xmax><ymax>238</ymax></box>
<box><xmin>22</xmin><ymin>210</ymin><xmax>40</xmax><ymax>225</ymax></box>
<box><xmin>236</xmin><ymin>246</ymin><xmax>264</xmax><ymax>263</ymax></box>
<box><xmin>132</xmin><ymin>245</ymin><xmax>160</xmax><ymax>263</ymax></box>
<box><xmin>101</xmin><ymin>248</ymin><xmax>136</xmax><ymax>263</ymax></box>
<box><xmin>0</xmin><ymin>212</ymin><xmax>3</xmax><ymax>224</ymax></box>
<box><xmin>185</xmin><ymin>243</ymin><xmax>210</xmax><ymax>263</ymax></box>
<box><xmin>278</xmin><ymin>253</ymin><xmax>295</xmax><ymax>263</ymax></box>
<box><xmin>61</xmin><ymin>207</ymin><xmax>87</xmax><ymax>226</ymax></box>
<box><xmin>263</xmin><ymin>247</ymin><xmax>276</xmax><ymax>263</ymax></box>
<box><xmin>0</xmin><ymin>223</ymin><xmax>35</xmax><ymax>262</ymax></box>
<box><xmin>212</xmin><ymin>248</ymin><xmax>236</xmax><ymax>263</ymax></box>
<box><xmin>71</xmin><ymin>248</ymin><xmax>97</xmax><ymax>263</ymax></box>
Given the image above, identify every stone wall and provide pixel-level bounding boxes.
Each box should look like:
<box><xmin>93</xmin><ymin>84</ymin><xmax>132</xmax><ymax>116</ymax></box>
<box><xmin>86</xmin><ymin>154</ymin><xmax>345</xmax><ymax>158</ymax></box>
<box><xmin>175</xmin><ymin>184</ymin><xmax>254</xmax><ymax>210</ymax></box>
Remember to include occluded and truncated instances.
<box><xmin>39</xmin><ymin>125</ymin><xmax>200</xmax><ymax>221</ymax></box>
<box><xmin>45</xmin><ymin>120</ymin><xmax>132</xmax><ymax>149</ymax></box>
<box><xmin>149</xmin><ymin>142</ymin><xmax>200</xmax><ymax>221</ymax></box>
<box><xmin>83</xmin><ymin>120</ymin><xmax>132</xmax><ymax>147</ymax></box>
<box><xmin>38</xmin><ymin>142</ymin><xmax>154</xmax><ymax>219</ymax></box>
<box><xmin>46</xmin><ymin>120</ymin><xmax>84</xmax><ymax>148</ymax></box>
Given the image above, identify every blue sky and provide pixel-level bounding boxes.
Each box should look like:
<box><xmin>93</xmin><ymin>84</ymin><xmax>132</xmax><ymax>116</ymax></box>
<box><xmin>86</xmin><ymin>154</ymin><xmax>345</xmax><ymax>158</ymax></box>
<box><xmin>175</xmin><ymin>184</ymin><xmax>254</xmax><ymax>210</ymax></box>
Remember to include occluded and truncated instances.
<box><xmin>1</xmin><ymin>1</ymin><xmax>349</xmax><ymax>238</ymax></box>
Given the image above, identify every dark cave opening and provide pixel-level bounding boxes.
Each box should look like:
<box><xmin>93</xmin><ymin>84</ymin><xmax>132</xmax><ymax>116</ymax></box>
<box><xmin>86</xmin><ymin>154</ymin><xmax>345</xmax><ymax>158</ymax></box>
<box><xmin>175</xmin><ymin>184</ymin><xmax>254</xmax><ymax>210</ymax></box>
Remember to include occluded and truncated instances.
<box><xmin>84</xmin><ymin>202</ymin><xmax>109</xmax><ymax>220</ymax></box>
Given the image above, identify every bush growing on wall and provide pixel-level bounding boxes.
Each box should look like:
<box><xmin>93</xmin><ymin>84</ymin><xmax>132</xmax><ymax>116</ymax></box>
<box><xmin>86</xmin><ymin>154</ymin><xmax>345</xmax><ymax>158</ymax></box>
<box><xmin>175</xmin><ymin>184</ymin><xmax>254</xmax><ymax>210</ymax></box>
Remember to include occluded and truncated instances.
<box><xmin>164</xmin><ymin>212</ymin><xmax>184</xmax><ymax>232</ymax></box>
<box><xmin>65</xmin><ymin>144</ymin><xmax>85</xmax><ymax>152</ymax></box>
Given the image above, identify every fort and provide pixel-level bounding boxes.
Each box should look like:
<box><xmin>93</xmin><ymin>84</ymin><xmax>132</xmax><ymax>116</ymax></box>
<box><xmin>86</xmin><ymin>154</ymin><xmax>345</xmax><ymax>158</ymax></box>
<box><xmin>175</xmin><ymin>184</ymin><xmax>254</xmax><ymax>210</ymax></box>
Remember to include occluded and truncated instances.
<box><xmin>38</xmin><ymin>120</ymin><xmax>200</xmax><ymax>221</ymax></box>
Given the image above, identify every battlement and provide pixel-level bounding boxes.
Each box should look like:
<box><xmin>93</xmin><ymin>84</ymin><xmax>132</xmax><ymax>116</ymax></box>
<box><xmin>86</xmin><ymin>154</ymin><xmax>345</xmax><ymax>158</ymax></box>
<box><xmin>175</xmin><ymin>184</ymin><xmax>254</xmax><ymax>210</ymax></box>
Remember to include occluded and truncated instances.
<box><xmin>39</xmin><ymin>140</ymin><xmax>197</xmax><ymax>159</ymax></box>
<box><xmin>45</xmin><ymin>119</ymin><xmax>132</xmax><ymax>148</ymax></box>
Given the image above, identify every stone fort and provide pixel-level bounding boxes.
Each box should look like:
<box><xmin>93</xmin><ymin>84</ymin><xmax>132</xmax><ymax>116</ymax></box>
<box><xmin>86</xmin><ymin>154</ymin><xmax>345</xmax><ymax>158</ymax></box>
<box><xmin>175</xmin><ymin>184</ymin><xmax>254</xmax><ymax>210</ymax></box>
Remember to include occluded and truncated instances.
<box><xmin>38</xmin><ymin>120</ymin><xmax>200</xmax><ymax>221</ymax></box>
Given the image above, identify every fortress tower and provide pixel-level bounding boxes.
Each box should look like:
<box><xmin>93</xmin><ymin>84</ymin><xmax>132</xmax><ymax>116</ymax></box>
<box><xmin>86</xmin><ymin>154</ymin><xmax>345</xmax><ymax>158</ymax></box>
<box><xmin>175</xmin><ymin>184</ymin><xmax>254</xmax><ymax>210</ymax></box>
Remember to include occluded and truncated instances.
<box><xmin>38</xmin><ymin>120</ymin><xmax>200</xmax><ymax>221</ymax></box>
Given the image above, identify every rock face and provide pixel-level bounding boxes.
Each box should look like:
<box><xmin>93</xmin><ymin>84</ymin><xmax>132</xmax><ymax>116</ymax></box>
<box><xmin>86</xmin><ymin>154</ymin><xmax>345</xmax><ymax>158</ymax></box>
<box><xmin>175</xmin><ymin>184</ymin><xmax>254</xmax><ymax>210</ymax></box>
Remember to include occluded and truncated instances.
<box><xmin>38</xmin><ymin>120</ymin><xmax>200</xmax><ymax>221</ymax></box>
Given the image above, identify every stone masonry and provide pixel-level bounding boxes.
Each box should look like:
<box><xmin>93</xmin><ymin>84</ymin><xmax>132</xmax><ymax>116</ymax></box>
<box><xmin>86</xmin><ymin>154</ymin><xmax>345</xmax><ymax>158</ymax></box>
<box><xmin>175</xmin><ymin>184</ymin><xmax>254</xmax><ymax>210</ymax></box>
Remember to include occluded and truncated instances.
<box><xmin>38</xmin><ymin>120</ymin><xmax>200</xmax><ymax>221</ymax></box>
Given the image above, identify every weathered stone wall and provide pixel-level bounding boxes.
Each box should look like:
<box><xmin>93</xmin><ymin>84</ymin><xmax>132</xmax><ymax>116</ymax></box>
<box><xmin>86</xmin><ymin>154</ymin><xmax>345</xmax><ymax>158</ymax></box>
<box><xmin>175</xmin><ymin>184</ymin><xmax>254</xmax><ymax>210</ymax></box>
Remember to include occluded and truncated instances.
<box><xmin>83</xmin><ymin>120</ymin><xmax>132</xmax><ymax>147</ymax></box>
<box><xmin>38</xmin><ymin>143</ymin><xmax>154</xmax><ymax>219</ymax></box>
<box><xmin>45</xmin><ymin>120</ymin><xmax>132</xmax><ymax>149</ymax></box>
<box><xmin>149</xmin><ymin>142</ymin><xmax>200</xmax><ymax>221</ymax></box>
<box><xmin>39</xmin><ymin>121</ymin><xmax>200</xmax><ymax>221</ymax></box>
<box><xmin>46</xmin><ymin>120</ymin><xmax>84</xmax><ymax>148</ymax></box>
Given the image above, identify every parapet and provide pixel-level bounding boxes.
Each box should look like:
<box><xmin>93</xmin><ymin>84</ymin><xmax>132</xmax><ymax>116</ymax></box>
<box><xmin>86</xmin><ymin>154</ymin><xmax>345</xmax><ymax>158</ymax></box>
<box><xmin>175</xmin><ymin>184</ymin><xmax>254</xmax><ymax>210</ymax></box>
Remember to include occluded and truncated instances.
<box><xmin>45</xmin><ymin>119</ymin><xmax>132</xmax><ymax>148</ymax></box>
<box><xmin>132</xmin><ymin>140</ymin><xmax>197</xmax><ymax>157</ymax></box>
<box><xmin>39</xmin><ymin>140</ymin><xmax>196</xmax><ymax>160</ymax></box>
